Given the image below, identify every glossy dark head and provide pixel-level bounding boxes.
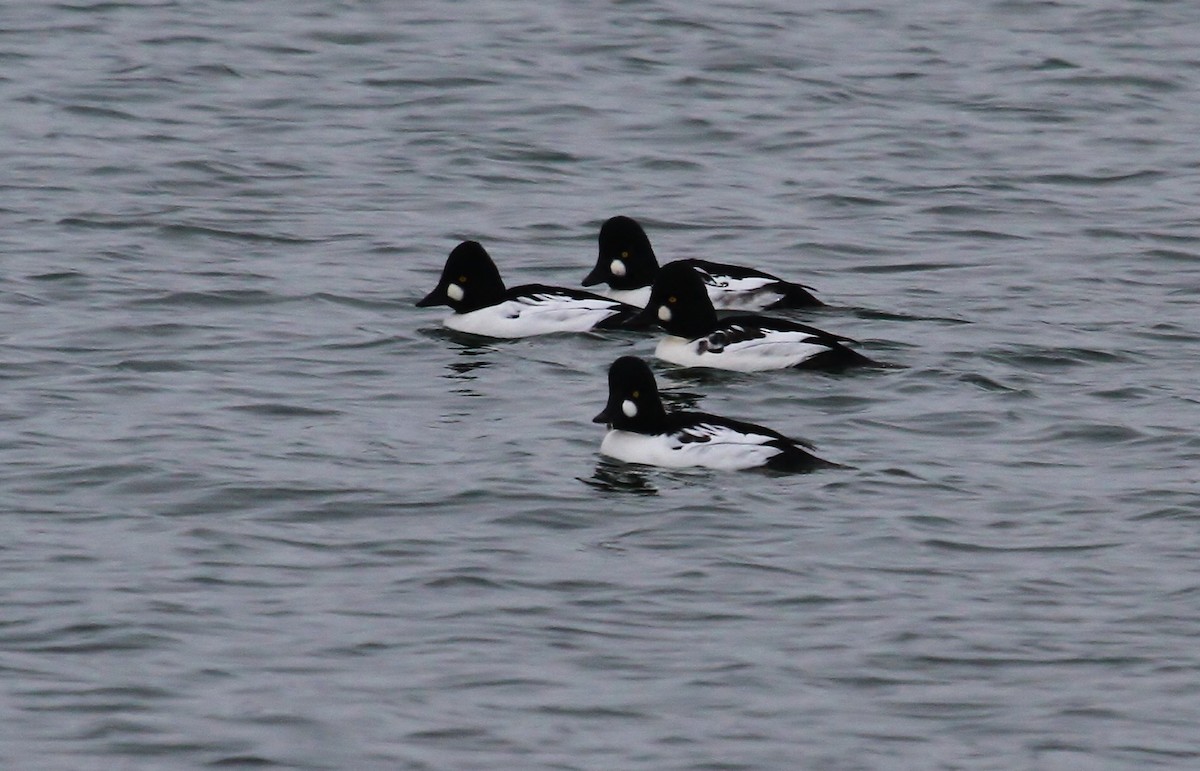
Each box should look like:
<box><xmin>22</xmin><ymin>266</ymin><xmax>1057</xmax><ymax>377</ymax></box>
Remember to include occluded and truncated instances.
<box><xmin>593</xmin><ymin>356</ymin><xmax>668</xmax><ymax>432</ymax></box>
<box><xmin>416</xmin><ymin>241</ymin><xmax>507</xmax><ymax>313</ymax></box>
<box><xmin>583</xmin><ymin>215</ymin><xmax>660</xmax><ymax>290</ymax></box>
<box><xmin>626</xmin><ymin>260</ymin><xmax>719</xmax><ymax>338</ymax></box>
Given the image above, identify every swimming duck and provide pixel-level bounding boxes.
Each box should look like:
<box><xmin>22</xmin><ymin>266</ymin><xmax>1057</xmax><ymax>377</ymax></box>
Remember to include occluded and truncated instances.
<box><xmin>594</xmin><ymin>356</ymin><xmax>835</xmax><ymax>471</ymax></box>
<box><xmin>583</xmin><ymin>215</ymin><xmax>823</xmax><ymax>310</ymax></box>
<box><xmin>418</xmin><ymin>241</ymin><xmax>640</xmax><ymax>338</ymax></box>
<box><xmin>626</xmin><ymin>261</ymin><xmax>876</xmax><ymax>371</ymax></box>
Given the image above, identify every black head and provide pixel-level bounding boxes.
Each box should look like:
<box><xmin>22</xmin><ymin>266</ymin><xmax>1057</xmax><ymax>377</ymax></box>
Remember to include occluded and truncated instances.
<box><xmin>416</xmin><ymin>241</ymin><xmax>507</xmax><ymax>313</ymax></box>
<box><xmin>593</xmin><ymin>356</ymin><xmax>668</xmax><ymax>433</ymax></box>
<box><xmin>626</xmin><ymin>261</ymin><xmax>719</xmax><ymax>338</ymax></box>
<box><xmin>583</xmin><ymin>215</ymin><xmax>660</xmax><ymax>290</ymax></box>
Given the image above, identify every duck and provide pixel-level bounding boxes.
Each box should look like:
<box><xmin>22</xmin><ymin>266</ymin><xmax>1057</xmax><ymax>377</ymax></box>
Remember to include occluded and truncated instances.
<box><xmin>626</xmin><ymin>261</ymin><xmax>877</xmax><ymax>371</ymax></box>
<box><xmin>582</xmin><ymin>215</ymin><xmax>823</xmax><ymax>311</ymax></box>
<box><xmin>417</xmin><ymin>241</ymin><xmax>640</xmax><ymax>338</ymax></box>
<box><xmin>593</xmin><ymin>356</ymin><xmax>835</xmax><ymax>471</ymax></box>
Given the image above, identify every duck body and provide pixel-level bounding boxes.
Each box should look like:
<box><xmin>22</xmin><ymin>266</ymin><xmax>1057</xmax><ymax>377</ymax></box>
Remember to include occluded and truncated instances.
<box><xmin>418</xmin><ymin>241</ymin><xmax>639</xmax><ymax>338</ymax></box>
<box><xmin>594</xmin><ymin>356</ymin><xmax>834</xmax><ymax>472</ymax></box>
<box><xmin>685</xmin><ymin>258</ymin><xmax>822</xmax><ymax>311</ymax></box>
<box><xmin>441</xmin><ymin>283</ymin><xmax>637</xmax><ymax>338</ymax></box>
<box><xmin>598</xmin><ymin>412</ymin><xmax>828</xmax><ymax>471</ymax></box>
<box><xmin>653</xmin><ymin>316</ymin><xmax>872</xmax><ymax>372</ymax></box>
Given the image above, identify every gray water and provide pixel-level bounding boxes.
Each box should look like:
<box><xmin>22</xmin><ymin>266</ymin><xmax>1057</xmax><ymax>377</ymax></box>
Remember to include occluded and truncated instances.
<box><xmin>3</xmin><ymin>1</ymin><xmax>1199</xmax><ymax>768</ymax></box>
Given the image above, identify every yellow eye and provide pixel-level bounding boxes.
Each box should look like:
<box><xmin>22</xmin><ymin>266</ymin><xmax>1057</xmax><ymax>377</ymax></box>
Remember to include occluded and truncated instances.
<box><xmin>621</xmin><ymin>251</ymin><xmax>629</xmax><ymax>258</ymax></box>
<box><xmin>668</xmin><ymin>296</ymin><xmax>677</xmax><ymax>304</ymax></box>
<box><xmin>631</xmin><ymin>390</ymin><xmax>639</xmax><ymax>399</ymax></box>
<box><xmin>458</xmin><ymin>275</ymin><xmax>468</xmax><ymax>283</ymax></box>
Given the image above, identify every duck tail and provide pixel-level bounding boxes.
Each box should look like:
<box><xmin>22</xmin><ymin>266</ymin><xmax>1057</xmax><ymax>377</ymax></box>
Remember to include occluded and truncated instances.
<box><xmin>798</xmin><ymin>345</ymin><xmax>901</xmax><ymax>372</ymax></box>
<box><xmin>770</xmin><ymin>281</ymin><xmax>825</xmax><ymax>309</ymax></box>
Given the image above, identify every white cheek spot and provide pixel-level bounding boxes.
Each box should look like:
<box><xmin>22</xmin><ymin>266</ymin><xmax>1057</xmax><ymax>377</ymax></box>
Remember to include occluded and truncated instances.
<box><xmin>657</xmin><ymin>305</ymin><xmax>672</xmax><ymax>323</ymax></box>
<box><xmin>621</xmin><ymin>399</ymin><xmax>637</xmax><ymax>418</ymax></box>
<box><xmin>610</xmin><ymin>259</ymin><xmax>626</xmax><ymax>278</ymax></box>
<box><xmin>446</xmin><ymin>283</ymin><xmax>464</xmax><ymax>302</ymax></box>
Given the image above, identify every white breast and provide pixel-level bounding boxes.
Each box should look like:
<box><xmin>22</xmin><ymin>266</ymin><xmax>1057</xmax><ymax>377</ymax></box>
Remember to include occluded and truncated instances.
<box><xmin>655</xmin><ymin>330</ymin><xmax>829</xmax><ymax>371</ymax></box>
<box><xmin>445</xmin><ymin>294</ymin><xmax>621</xmax><ymax>338</ymax></box>
<box><xmin>601</xmin><ymin>286</ymin><xmax>652</xmax><ymax>309</ymax></box>
<box><xmin>600</xmin><ymin>426</ymin><xmax>782</xmax><ymax>470</ymax></box>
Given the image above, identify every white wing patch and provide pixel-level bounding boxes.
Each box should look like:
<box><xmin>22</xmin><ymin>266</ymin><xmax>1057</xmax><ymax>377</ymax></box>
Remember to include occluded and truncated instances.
<box><xmin>656</xmin><ymin>327</ymin><xmax>829</xmax><ymax>371</ymax></box>
<box><xmin>679</xmin><ymin>422</ymin><xmax>777</xmax><ymax>448</ymax></box>
<box><xmin>600</xmin><ymin>427</ymin><xmax>782</xmax><ymax>470</ymax></box>
<box><xmin>445</xmin><ymin>293</ymin><xmax>622</xmax><ymax>338</ymax></box>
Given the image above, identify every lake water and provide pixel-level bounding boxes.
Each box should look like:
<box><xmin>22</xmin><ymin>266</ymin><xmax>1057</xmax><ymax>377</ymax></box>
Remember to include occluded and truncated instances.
<box><xmin>3</xmin><ymin>1</ymin><xmax>1199</xmax><ymax>768</ymax></box>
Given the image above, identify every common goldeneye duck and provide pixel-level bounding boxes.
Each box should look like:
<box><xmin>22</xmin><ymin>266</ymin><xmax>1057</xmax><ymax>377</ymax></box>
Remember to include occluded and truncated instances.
<box><xmin>417</xmin><ymin>240</ymin><xmax>640</xmax><ymax>338</ymax></box>
<box><xmin>582</xmin><ymin>215</ymin><xmax>823</xmax><ymax>311</ymax></box>
<box><xmin>593</xmin><ymin>356</ymin><xmax>835</xmax><ymax>472</ymax></box>
<box><xmin>626</xmin><ymin>262</ymin><xmax>877</xmax><ymax>371</ymax></box>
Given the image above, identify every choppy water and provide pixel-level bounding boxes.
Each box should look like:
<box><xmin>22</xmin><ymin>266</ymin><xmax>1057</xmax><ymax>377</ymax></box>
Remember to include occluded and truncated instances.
<box><xmin>3</xmin><ymin>1</ymin><xmax>1200</xmax><ymax>768</ymax></box>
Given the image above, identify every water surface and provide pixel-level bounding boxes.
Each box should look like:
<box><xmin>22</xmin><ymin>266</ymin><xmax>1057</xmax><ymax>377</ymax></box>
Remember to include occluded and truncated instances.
<box><xmin>3</xmin><ymin>1</ymin><xmax>1200</xmax><ymax>769</ymax></box>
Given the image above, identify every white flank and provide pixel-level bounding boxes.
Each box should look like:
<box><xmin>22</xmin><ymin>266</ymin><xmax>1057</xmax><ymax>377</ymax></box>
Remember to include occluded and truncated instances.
<box><xmin>600</xmin><ymin>426</ymin><xmax>782</xmax><ymax>470</ymax></box>
<box><xmin>655</xmin><ymin>330</ymin><xmax>828</xmax><ymax>371</ymax></box>
<box><xmin>703</xmin><ymin>276</ymin><xmax>782</xmax><ymax>311</ymax></box>
<box><xmin>444</xmin><ymin>293</ymin><xmax>621</xmax><ymax>338</ymax></box>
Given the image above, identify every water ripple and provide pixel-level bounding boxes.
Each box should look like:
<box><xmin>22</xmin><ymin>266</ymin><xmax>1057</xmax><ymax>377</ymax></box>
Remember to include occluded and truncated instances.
<box><xmin>4</xmin><ymin>1</ymin><xmax>1200</xmax><ymax>768</ymax></box>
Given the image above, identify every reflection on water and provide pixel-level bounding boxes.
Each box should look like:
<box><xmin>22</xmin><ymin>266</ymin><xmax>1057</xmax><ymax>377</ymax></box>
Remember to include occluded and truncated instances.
<box><xmin>445</xmin><ymin>359</ymin><xmax>490</xmax><ymax>379</ymax></box>
<box><xmin>580</xmin><ymin>459</ymin><xmax>660</xmax><ymax>495</ymax></box>
<box><xmin>440</xmin><ymin>341</ymin><xmax>494</xmax><ymax>392</ymax></box>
